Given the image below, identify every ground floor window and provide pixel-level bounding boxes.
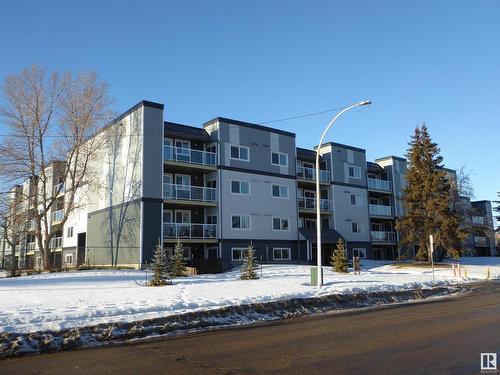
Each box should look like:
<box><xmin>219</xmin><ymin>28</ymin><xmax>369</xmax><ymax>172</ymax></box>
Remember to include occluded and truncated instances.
<box><xmin>231</xmin><ymin>247</ymin><xmax>247</xmax><ymax>261</ymax></box>
<box><xmin>273</xmin><ymin>247</ymin><xmax>291</xmax><ymax>260</ymax></box>
<box><xmin>352</xmin><ymin>248</ymin><xmax>366</xmax><ymax>259</ymax></box>
<box><xmin>207</xmin><ymin>247</ymin><xmax>218</xmax><ymax>259</ymax></box>
<box><xmin>65</xmin><ymin>254</ymin><xmax>74</xmax><ymax>265</ymax></box>
<box><xmin>166</xmin><ymin>246</ymin><xmax>191</xmax><ymax>260</ymax></box>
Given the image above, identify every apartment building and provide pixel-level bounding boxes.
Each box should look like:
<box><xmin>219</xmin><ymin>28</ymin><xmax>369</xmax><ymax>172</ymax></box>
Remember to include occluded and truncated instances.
<box><xmin>2</xmin><ymin>100</ymin><xmax>496</xmax><ymax>270</ymax></box>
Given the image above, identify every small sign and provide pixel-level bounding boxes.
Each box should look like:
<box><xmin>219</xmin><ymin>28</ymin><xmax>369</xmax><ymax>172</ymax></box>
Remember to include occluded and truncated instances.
<box><xmin>481</xmin><ymin>353</ymin><xmax>497</xmax><ymax>372</ymax></box>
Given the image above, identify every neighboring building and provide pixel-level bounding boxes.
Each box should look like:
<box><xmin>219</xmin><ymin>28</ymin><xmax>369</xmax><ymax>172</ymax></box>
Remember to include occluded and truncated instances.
<box><xmin>2</xmin><ymin>100</ymin><xmax>496</xmax><ymax>270</ymax></box>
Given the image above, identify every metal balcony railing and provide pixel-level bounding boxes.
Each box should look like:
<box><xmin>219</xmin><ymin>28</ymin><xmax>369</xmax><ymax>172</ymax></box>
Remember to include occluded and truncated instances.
<box><xmin>370</xmin><ymin>231</ymin><xmax>396</xmax><ymax>243</ymax></box>
<box><xmin>297</xmin><ymin>197</ymin><xmax>332</xmax><ymax>211</ymax></box>
<box><xmin>472</xmin><ymin>216</ymin><xmax>485</xmax><ymax>225</ymax></box>
<box><xmin>49</xmin><ymin>237</ymin><xmax>63</xmax><ymax>249</ymax></box>
<box><xmin>163</xmin><ymin>183</ymin><xmax>217</xmax><ymax>202</ymax></box>
<box><xmin>367</xmin><ymin>178</ymin><xmax>392</xmax><ymax>192</ymax></box>
<box><xmin>473</xmin><ymin>236</ymin><xmax>488</xmax><ymax>247</ymax></box>
<box><xmin>163</xmin><ymin>223</ymin><xmax>217</xmax><ymax>240</ymax></box>
<box><xmin>27</xmin><ymin>242</ymin><xmax>36</xmax><ymax>251</ymax></box>
<box><xmin>52</xmin><ymin>209</ymin><xmax>64</xmax><ymax>223</ymax></box>
<box><xmin>164</xmin><ymin>145</ymin><xmax>217</xmax><ymax>166</ymax></box>
<box><xmin>369</xmin><ymin>204</ymin><xmax>393</xmax><ymax>217</ymax></box>
<box><xmin>296</xmin><ymin>166</ymin><xmax>330</xmax><ymax>183</ymax></box>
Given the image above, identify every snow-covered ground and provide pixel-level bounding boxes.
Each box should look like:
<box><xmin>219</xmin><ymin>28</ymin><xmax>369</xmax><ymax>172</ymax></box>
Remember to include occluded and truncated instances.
<box><xmin>0</xmin><ymin>257</ymin><xmax>498</xmax><ymax>334</ymax></box>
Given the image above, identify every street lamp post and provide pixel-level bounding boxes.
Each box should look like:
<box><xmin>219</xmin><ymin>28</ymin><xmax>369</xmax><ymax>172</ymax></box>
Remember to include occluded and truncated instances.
<box><xmin>315</xmin><ymin>100</ymin><xmax>372</xmax><ymax>288</ymax></box>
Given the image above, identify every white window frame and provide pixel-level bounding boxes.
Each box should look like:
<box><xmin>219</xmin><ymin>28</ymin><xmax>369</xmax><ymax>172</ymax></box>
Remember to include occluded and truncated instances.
<box><xmin>273</xmin><ymin>247</ymin><xmax>291</xmax><ymax>260</ymax></box>
<box><xmin>353</xmin><ymin>248</ymin><xmax>366</xmax><ymax>259</ymax></box>
<box><xmin>350</xmin><ymin>194</ymin><xmax>357</xmax><ymax>206</ymax></box>
<box><xmin>175</xmin><ymin>210</ymin><xmax>191</xmax><ymax>223</ymax></box>
<box><xmin>271</xmin><ymin>151</ymin><xmax>288</xmax><ymax>167</ymax></box>
<box><xmin>272</xmin><ymin>184</ymin><xmax>289</xmax><ymax>199</ymax></box>
<box><xmin>65</xmin><ymin>254</ymin><xmax>74</xmax><ymax>265</ymax></box>
<box><xmin>231</xmin><ymin>247</ymin><xmax>247</xmax><ymax>261</ymax></box>
<box><xmin>163</xmin><ymin>209</ymin><xmax>173</xmax><ymax>223</ymax></box>
<box><xmin>272</xmin><ymin>216</ymin><xmax>290</xmax><ymax>231</ymax></box>
<box><xmin>348</xmin><ymin>165</ymin><xmax>362</xmax><ymax>179</ymax></box>
<box><xmin>175</xmin><ymin>174</ymin><xmax>191</xmax><ymax>186</ymax></box>
<box><xmin>351</xmin><ymin>222</ymin><xmax>363</xmax><ymax>233</ymax></box>
<box><xmin>230</xmin><ymin>179</ymin><xmax>250</xmax><ymax>195</ymax></box>
<box><xmin>175</xmin><ymin>139</ymin><xmax>190</xmax><ymax>149</ymax></box>
<box><xmin>230</xmin><ymin>144</ymin><xmax>250</xmax><ymax>162</ymax></box>
<box><xmin>66</xmin><ymin>226</ymin><xmax>74</xmax><ymax>238</ymax></box>
<box><xmin>231</xmin><ymin>214</ymin><xmax>251</xmax><ymax>230</ymax></box>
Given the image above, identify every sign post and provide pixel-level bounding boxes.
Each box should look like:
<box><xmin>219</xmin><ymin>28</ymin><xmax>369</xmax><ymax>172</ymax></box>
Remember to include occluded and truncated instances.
<box><xmin>429</xmin><ymin>234</ymin><xmax>436</xmax><ymax>286</ymax></box>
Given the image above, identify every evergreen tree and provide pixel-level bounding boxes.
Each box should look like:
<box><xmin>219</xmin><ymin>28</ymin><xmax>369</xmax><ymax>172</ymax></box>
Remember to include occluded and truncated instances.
<box><xmin>331</xmin><ymin>238</ymin><xmax>348</xmax><ymax>273</ymax></box>
<box><xmin>494</xmin><ymin>193</ymin><xmax>500</xmax><ymax>231</ymax></box>
<box><xmin>169</xmin><ymin>239</ymin><xmax>187</xmax><ymax>278</ymax></box>
<box><xmin>240</xmin><ymin>241</ymin><xmax>258</xmax><ymax>280</ymax></box>
<box><xmin>150</xmin><ymin>242</ymin><xmax>169</xmax><ymax>286</ymax></box>
<box><xmin>396</xmin><ymin>124</ymin><xmax>465</xmax><ymax>261</ymax></box>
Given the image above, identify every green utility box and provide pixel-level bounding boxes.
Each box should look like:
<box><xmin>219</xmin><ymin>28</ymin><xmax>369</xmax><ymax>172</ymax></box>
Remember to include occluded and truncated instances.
<box><xmin>310</xmin><ymin>267</ymin><xmax>324</xmax><ymax>286</ymax></box>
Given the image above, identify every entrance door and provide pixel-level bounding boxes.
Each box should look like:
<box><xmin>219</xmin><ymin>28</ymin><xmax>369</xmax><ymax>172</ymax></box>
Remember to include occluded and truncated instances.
<box><xmin>77</xmin><ymin>232</ymin><xmax>86</xmax><ymax>265</ymax></box>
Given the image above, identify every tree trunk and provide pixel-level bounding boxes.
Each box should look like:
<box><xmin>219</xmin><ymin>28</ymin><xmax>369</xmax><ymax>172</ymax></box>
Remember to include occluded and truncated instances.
<box><xmin>10</xmin><ymin>243</ymin><xmax>16</xmax><ymax>277</ymax></box>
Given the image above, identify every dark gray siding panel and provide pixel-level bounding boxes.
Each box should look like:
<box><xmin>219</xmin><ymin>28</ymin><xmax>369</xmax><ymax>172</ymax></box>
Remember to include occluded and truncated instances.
<box><xmin>141</xmin><ymin>200</ymin><xmax>163</xmax><ymax>264</ymax></box>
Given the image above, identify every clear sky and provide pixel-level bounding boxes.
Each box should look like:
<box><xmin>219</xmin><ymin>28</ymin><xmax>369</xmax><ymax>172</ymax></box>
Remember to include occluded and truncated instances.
<box><xmin>0</xmin><ymin>0</ymin><xmax>498</xmax><ymax>203</ymax></box>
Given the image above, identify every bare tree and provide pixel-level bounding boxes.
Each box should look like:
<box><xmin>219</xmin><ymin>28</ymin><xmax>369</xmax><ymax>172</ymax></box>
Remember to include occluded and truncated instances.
<box><xmin>0</xmin><ymin>65</ymin><xmax>113</xmax><ymax>270</ymax></box>
<box><xmin>456</xmin><ymin>166</ymin><xmax>475</xmax><ymax>199</ymax></box>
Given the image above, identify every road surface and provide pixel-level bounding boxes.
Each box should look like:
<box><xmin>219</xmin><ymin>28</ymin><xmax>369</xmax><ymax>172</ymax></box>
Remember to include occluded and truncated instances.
<box><xmin>2</xmin><ymin>282</ymin><xmax>499</xmax><ymax>375</ymax></box>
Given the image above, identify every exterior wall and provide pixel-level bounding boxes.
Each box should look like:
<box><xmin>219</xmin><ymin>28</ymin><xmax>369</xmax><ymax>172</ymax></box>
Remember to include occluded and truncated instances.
<box><xmin>220</xmin><ymin>240</ymin><xmax>300</xmax><ymax>263</ymax></box>
<box><xmin>331</xmin><ymin>185</ymin><xmax>370</xmax><ymax>243</ymax></box>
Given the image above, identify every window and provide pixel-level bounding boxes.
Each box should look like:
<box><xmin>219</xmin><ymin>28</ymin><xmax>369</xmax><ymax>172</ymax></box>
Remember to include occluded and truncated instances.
<box><xmin>232</xmin><ymin>248</ymin><xmax>247</xmax><ymax>261</ymax></box>
<box><xmin>65</xmin><ymin>254</ymin><xmax>73</xmax><ymax>265</ymax></box>
<box><xmin>273</xmin><ymin>248</ymin><xmax>291</xmax><ymax>260</ymax></box>
<box><xmin>271</xmin><ymin>152</ymin><xmax>288</xmax><ymax>167</ymax></box>
<box><xmin>230</xmin><ymin>145</ymin><xmax>249</xmax><ymax>161</ymax></box>
<box><xmin>206</xmin><ymin>179</ymin><xmax>216</xmax><ymax>189</ymax></box>
<box><xmin>348</xmin><ymin>165</ymin><xmax>362</xmax><ymax>179</ymax></box>
<box><xmin>66</xmin><ymin>227</ymin><xmax>73</xmax><ymax>238</ymax></box>
<box><xmin>207</xmin><ymin>215</ymin><xmax>217</xmax><ymax>224</ymax></box>
<box><xmin>272</xmin><ymin>184</ymin><xmax>289</xmax><ymax>198</ymax></box>
<box><xmin>350</xmin><ymin>194</ymin><xmax>357</xmax><ymax>205</ymax></box>
<box><xmin>231</xmin><ymin>180</ymin><xmax>250</xmax><ymax>195</ymax></box>
<box><xmin>350</xmin><ymin>194</ymin><xmax>362</xmax><ymax>206</ymax></box>
<box><xmin>351</xmin><ymin>222</ymin><xmax>363</xmax><ymax>233</ymax></box>
<box><xmin>273</xmin><ymin>217</ymin><xmax>290</xmax><ymax>231</ymax></box>
<box><xmin>353</xmin><ymin>248</ymin><xmax>366</xmax><ymax>259</ymax></box>
<box><xmin>232</xmin><ymin>214</ymin><xmax>251</xmax><ymax>230</ymax></box>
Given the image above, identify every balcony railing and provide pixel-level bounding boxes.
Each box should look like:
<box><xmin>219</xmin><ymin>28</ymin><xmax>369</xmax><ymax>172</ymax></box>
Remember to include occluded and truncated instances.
<box><xmin>164</xmin><ymin>145</ymin><xmax>217</xmax><ymax>167</ymax></box>
<box><xmin>371</xmin><ymin>231</ymin><xmax>396</xmax><ymax>243</ymax></box>
<box><xmin>474</xmin><ymin>236</ymin><xmax>488</xmax><ymax>247</ymax></box>
<box><xmin>27</xmin><ymin>242</ymin><xmax>36</xmax><ymax>251</ymax></box>
<box><xmin>53</xmin><ymin>183</ymin><xmax>65</xmax><ymax>195</ymax></box>
<box><xmin>163</xmin><ymin>183</ymin><xmax>217</xmax><ymax>202</ymax></box>
<box><xmin>296</xmin><ymin>166</ymin><xmax>330</xmax><ymax>183</ymax></box>
<box><xmin>369</xmin><ymin>204</ymin><xmax>393</xmax><ymax>217</ymax></box>
<box><xmin>367</xmin><ymin>178</ymin><xmax>392</xmax><ymax>192</ymax></box>
<box><xmin>52</xmin><ymin>209</ymin><xmax>64</xmax><ymax>223</ymax></box>
<box><xmin>49</xmin><ymin>237</ymin><xmax>63</xmax><ymax>249</ymax></box>
<box><xmin>163</xmin><ymin>223</ymin><xmax>217</xmax><ymax>240</ymax></box>
<box><xmin>472</xmin><ymin>216</ymin><xmax>485</xmax><ymax>225</ymax></box>
<box><xmin>29</xmin><ymin>219</ymin><xmax>36</xmax><ymax>231</ymax></box>
<box><xmin>297</xmin><ymin>197</ymin><xmax>332</xmax><ymax>211</ymax></box>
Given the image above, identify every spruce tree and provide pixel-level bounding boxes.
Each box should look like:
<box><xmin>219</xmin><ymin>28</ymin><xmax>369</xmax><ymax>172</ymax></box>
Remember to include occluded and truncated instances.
<box><xmin>170</xmin><ymin>239</ymin><xmax>187</xmax><ymax>278</ymax></box>
<box><xmin>494</xmin><ymin>193</ymin><xmax>500</xmax><ymax>231</ymax></box>
<box><xmin>150</xmin><ymin>243</ymin><xmax>168</xmax><ymax>286</ymax></box>
<box><xmin>240</xmin><ymin>241</ymin><xmax>258</xmax><ymax>280</ymax></box>
<box><xmin>396</xmin><ymin>124</ymin><xmax>465</xmax><ymax>261</ymax></box>
<box><xmin>331</xmin><ymin>238</ymin><xmax>348</xmax><ymax>273</ymax></box>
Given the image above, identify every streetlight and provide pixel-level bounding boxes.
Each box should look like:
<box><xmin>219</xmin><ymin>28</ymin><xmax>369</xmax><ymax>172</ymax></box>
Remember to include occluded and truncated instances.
<box><xmin>315</xmin><ymin>100</ymin><xmax>372</xmax><ymax>288</ymax></box>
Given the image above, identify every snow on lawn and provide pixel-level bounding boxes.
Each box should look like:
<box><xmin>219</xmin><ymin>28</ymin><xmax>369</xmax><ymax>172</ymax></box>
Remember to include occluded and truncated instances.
<box><xmin>0</xmin><ymin>257</ymin><xmax>498</xmax><ymax>334</ymax></box>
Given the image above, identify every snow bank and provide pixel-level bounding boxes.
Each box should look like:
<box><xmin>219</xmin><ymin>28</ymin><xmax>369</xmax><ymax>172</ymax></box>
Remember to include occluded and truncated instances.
<box><xmin>0</xmin><ymin>258</ymin><xmax>498</xmax><ymax>334</ymax></box>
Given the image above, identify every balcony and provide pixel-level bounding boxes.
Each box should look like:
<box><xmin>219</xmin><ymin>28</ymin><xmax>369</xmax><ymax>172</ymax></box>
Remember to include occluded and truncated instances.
<box><xmin>52</xmin><ymin>209</ymin><xmax>64</xmax><ymax>223</ymax></box>
<box><xmin>163</xmin><ymin>183</ymin><xmax>217</xmax><ymax>205</ymax></box>
<box><xmin>296</xmin><ymin>166</ymin><xmax>330</xmax><ymax>183</ymax></box>
<box><xmin>371</xmin><ymin>231</ymin><xmax>396</xmax><ymax>243</ymax></box>
<box><xmin>49</xmin><ymin>237</ymin><xmax>63</xmax><ymax>249</ymax></box>
<box><xmin>163</xmin><ymin>223</ymin><xmax>217</xmax><ymax>242</ymax></box>
<box><xmin>297</xmin><ymin>197</ymin><xmax>332</xmax><ymax>212</ymax></box>
<box><xmin>29</xmin><ymin>219</ymin><xmax>36</xmax><ymax>231</ymax></box>
<box><xmin>472</xmin><ymin>216</ymin><xmax>485</xmax><ymax>225</ymax></box>
<box><xmin>367</xmin><ymin>178</ymin><xmax>392</xmax><ymax>192</ymax></box>
<box><xmin>164</xmin><ymin>145</ymin><xmax>217</xmax><ymax>169</ymax></box>
<box><xmin>369</xmin><ymin>204</ymin><xmax>393</xmax><ymax>217</ymax></box>
<box><xmin>53</xmin><ymin>183</ymin><xmax>65</xmax><ymax>196</ymax></box>
<box><xmin>474</xmin><ymin>236</ymin><xmax>488</xmax><ymax>247</ymax></box>
<box><xmin>27</xmin><ymin>242</ymin><xmax>36</xmax><ymax>252</ymax></box>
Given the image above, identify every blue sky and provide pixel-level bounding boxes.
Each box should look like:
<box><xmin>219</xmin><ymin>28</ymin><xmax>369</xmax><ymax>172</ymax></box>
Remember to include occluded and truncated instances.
<box><xmin>1</xmin><ymin>0</ymin><xmax>499</xmax><ymax>202</ymax></box>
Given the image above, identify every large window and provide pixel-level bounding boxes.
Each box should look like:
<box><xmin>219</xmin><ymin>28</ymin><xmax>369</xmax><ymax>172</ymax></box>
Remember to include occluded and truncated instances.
<box><xmin>351</xmin><ymin>222</ymin><xmax>363</xmax><ymax>233</ymax></box>
<box><xmin>271</xmin><ymin>152</ymin><xmax>288</xmax><ymax>167</ymax></box>
<box><xmin>273</xmin><ymin>217</ymin><xmax>290</xmax><ymax>231</ymax></box>
<box><xmin>231</xmin><ymin>179</ymin><xmax>250</xmax><ymax>195</ymax></box>
<box><xmin>232</xmin><ymin>248</ymin><xmax>247</xmax><ymax>261</ymax></box>
<box><xmin>230</xmin><ymin>145</ymin><xmax>249</xmax><ymax>161</ymax></box>
<box><xmin>272</xmin><ymin>184</ymin><xmax>289</xmax><ymax>199</ymax></box>
<box><xmin>348</xmin><ymin>165</ymin><xmax>362</xmax><ymax>179</ymax></box>
<box><xmin>353</xmin><ymin>248</ymin><xmax>366</xmax><ymax>258</ymax></box>
<box><xmin>232</xmin><ymin>214</ymin><xmax>251</xmax><ymax>230</ymax></box>
<box><xmin>273</xmin><ymin>248</ymin><xmax>291</xmax><ymax>260</ymax></box>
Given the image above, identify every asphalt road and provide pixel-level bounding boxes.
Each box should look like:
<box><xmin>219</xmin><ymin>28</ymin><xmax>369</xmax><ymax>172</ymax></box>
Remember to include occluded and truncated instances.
<box><xmin>2</xmin><ymin>282</ymin><xmax>499</xmax><ymax>375</ymax></box>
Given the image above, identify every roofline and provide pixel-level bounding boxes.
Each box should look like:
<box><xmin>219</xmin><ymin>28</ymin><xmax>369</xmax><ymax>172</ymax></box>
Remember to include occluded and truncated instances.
<box><xmin>164</xmin><ymin>121</ymin><xmax>203</xmax><ymax>131</ymax></box>
<box><xmin>375</xmin><ymin>155</ymin><xmax>407</xmax><ymax>163</ymax></box>
<box><xmin>314</xmin><ymin>142</ymin><xmax>366</xmax><ymax>154</ymax></box>
<box><xmin>203</xmin><ymin>117</ymin><xmax>296</xmax><ymax>138</ymax></box>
